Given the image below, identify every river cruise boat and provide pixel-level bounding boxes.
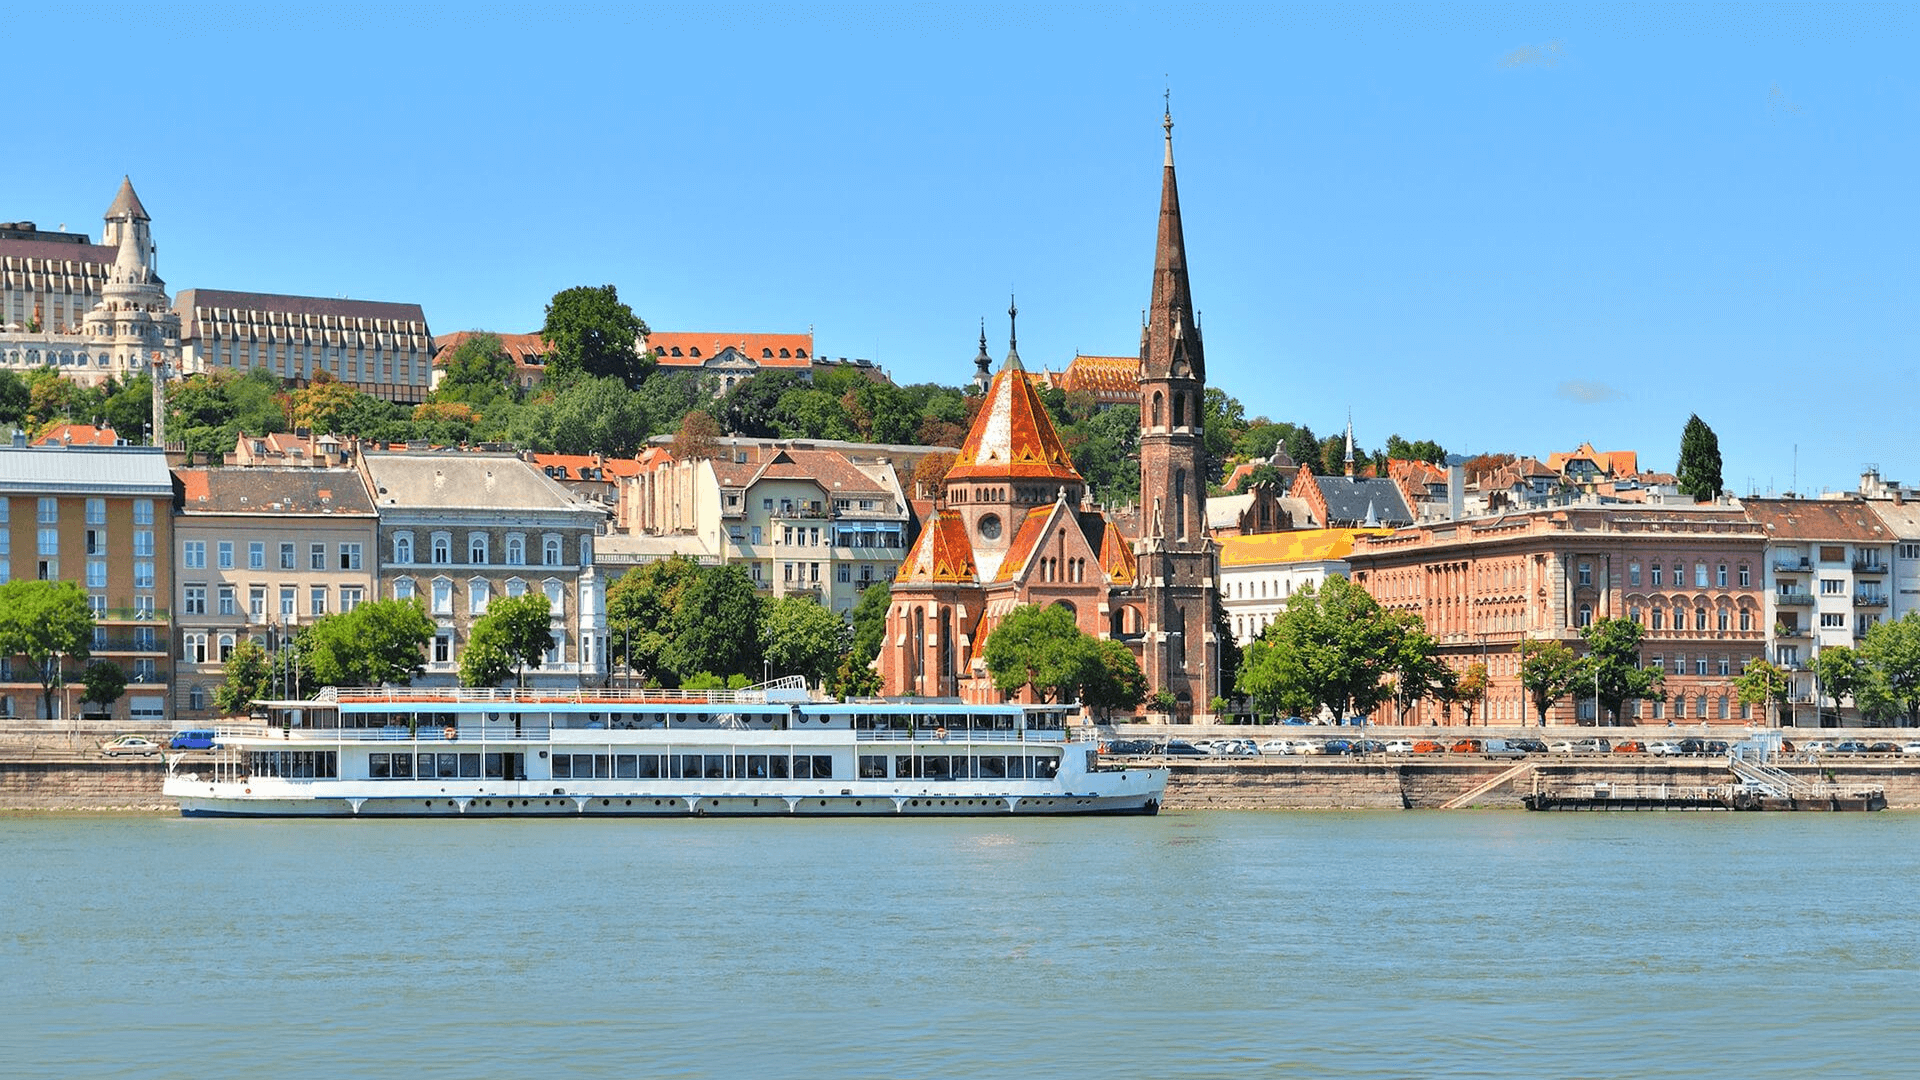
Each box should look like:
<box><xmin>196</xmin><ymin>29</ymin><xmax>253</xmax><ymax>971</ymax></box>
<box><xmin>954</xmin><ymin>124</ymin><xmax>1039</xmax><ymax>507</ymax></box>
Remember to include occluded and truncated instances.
<box><xmin>163</xmin><ymin>679</ymin><xmax>1167</xmax><ymax>817</ymax></box>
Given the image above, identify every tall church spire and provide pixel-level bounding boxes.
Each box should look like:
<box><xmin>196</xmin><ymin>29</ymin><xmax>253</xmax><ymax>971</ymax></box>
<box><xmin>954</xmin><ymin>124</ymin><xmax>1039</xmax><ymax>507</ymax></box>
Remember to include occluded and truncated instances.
<box><xmin>1143</xmin><ymin>104</ymin><xmax>1201</xmax><ymax>382</ymax></box>
<box><xmin>1004</xmin><ymin>294</ymin><xmax>1022</xmax><ymax>372</ymax></box>
<box><xmin>971</xmin><ymin>318</ymin><xmax>992</xmax><ymax>391</ymax></box>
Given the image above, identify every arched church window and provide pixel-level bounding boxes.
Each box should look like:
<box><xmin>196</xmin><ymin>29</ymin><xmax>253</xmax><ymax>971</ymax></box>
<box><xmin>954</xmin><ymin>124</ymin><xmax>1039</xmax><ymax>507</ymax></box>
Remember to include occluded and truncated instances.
<box><xmin>1151</xmin><ymin>392</ymin><xmax>1163</xmax><ymax>428</ymax></box>
<box><xmin>1173</xmin><ymin>393</ymin><xmax>1187</xmax><ymax>428</ymax></box>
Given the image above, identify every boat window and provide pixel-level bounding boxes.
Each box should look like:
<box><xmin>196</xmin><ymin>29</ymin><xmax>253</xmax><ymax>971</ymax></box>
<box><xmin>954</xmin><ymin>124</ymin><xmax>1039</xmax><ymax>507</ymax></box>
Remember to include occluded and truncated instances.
<box><xmin>978</xmin><ymin>756</ymin><xmax>1006</xmax><ymax>779</ymax></box>
<box><xmin>370</xmin><ymin>754</ymin><xmax>391</xmax><ymax>779</ymax></box>
<box><xmin>769</xmin><ymin>755</ymin><xmax>789</xmax><ymax>779</ymax></box>
<box><xmin>704</xmin><ymin>754</ymin><xmax>727</xmax><ymax>779</ymax></box>
<box><xmin>485</xmin><ymin>754</ymin><xmax>504</xmax><ymax>779</ymax></box>
<box><xmin>636</xmin><ymin>755</ymin><xmax>661</xmax><ymax>779</ymax></box>
<box><xmin>615</xmin><ymin>755</ymin><xmax>638</xmax><ymax>779</ymax></box>
<box><xmin>1006</xmin><ymin>756</ymin><xmax>1025</xmax><ymax>779</ymax></box>
<box><xmin>460</xmin><ymin>754</ymin><xmax>482</xmax><ymax>778</ymax></box>
<box><xmin>859</xmin><ymin>755</ymin><xmax>887</xmax><ymax>778</ymax></box>
<box><xmin>1031</xmin><ymin>756</ymin><xmax>1059</xmax><ymax>779</ymax></box>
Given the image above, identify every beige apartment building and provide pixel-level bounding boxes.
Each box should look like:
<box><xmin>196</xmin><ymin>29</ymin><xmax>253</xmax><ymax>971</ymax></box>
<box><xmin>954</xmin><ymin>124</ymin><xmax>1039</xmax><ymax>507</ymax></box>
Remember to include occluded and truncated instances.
<box><xmin>0</xmin><ymin>439</ymin><xmax>173</xmax><ymax>723</ymax></box>
<box><xmin>621</xmin><ymin>441</ymin><xmax>910</xmax><ymax>615</ymax></box>
<box><xmin>170</xmin><ymin>467</ymin><xmax>379</xmax><ymax>721</ymax></box>
<box><xmin>1346</xmin><ymin>504</ymin><xmax>1769</xmax><ymax>726</ymax></box>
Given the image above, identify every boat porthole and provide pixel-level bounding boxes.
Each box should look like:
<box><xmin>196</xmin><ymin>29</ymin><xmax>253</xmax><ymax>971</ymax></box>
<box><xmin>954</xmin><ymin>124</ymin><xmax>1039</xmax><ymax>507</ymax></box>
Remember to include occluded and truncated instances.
<box><xmin>423</xmin><ymin>801</ymin><xmax>432</xmax><ymax>808</ymax></box>
<box><xmin>544</xmin><ymin>800</ymin><xmax>552</xmax><ymax>806</ymax></box>
<box><xmin>654</xmin><ymin>799</ymin><xmax>662</xmax><ymax>806</ymax></box>
<box><xmin>602</xmin><ymin>799</ymin><xmax>611</xmax><ymax>806</ymax></box>
<box><xmin>625</xmin><ymin>800</ymin><xmax>632</xmax><ymax>806</ymax></box>
<box><xmin>819</xmin><ymin>799</ymin><xmax>827</xmax><ymax>806</ymax></box>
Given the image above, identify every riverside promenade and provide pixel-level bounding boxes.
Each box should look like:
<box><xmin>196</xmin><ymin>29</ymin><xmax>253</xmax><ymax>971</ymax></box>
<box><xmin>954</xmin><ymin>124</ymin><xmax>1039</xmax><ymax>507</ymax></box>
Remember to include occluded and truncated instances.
<box><xmin>6</xmin><ymin>723</ymin><xmax>1919</xmax><ymax>812</ymax></box>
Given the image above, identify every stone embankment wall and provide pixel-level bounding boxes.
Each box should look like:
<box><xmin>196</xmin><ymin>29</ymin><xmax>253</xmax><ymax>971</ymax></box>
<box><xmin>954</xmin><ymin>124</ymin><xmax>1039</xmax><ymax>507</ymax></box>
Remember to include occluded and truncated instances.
<box><xmin>1160</xmin><ymin>758</ymin><xmax>1920</xmax><ymax>811</ymax></box>
<box><xmin>0</xmin><ymin>760</ymin><xmax>170</xmax><ymax>811</ymax></box>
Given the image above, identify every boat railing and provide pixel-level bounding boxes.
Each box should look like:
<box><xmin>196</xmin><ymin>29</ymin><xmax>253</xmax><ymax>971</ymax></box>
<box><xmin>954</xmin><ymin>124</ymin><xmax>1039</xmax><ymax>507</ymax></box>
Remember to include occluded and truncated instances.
<box><xmin>323</xmin><ymin>677</ymin><xmax>812</xmax><ymax>707</ymax></box>
<box><xmin>853</xmin><ymin>729</ymin><xmax>1065</xmax><ymax>744</ymax></box>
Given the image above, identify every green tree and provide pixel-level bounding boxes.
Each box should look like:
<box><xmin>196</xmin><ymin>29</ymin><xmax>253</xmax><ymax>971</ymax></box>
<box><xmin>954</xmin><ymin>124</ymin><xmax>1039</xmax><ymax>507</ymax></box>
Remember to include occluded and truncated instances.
<box><xmin>1675</xmin><ymin>413</ymin><xmax>1724</xmax><ymax>501</ymax></box>
<box><xmin>1518</xmin><ymin>638</ymin><xmax>1583</xmax><ymax>726</ymax></box>
<box><xmin>983</xmin><ymin>604</ymin><xmax>1097</xmax><ymax>703</ymax></box>
<box><xmin>848</xmin><ymin>580</ymin><xmax>890</xmax><ymax>669</ymax></box>
<box><xmin>662</xmin><ymin>565</ymin><xmax>762</xmax><ymax>683</ymax></box>
<box><xmin>0</xmin><ymin>368</ymin><xmax>28</xmax><ymax>427</ymax></box>
<box><xmin>1734</xmin><ymin>658</ymin><xmax>1792</xmax><ymax>727</ymax></box>
<box><xmin>1384</xmin><ymin>434</ymin><xmax>1447</xmax><ymax>464</ymax></box>
<box><xmin>1282</xmin><ymin>424</ymin><xmax>1321</xmax><ymax>474</ymax></box>
<box><xmin>460</xmin><ymin>594</ymin><xmax>554</xmax><ymax>687</ymax></box>
<box><xmin>760</xmin><ymin>596</ymin><xmax>845</xmax><ymax>686</ymax></box>
<box><xmin>102</xmin><ymin>374</ymin><xmax>155</xmax><ymax>442</ymax></box>
<box><xmin>828</xmin><ymin>652</ymin><xmax>884</xmax><ymax>700</ymax></box>
<box><xmin>288</xmin><ymin>370</ymin><xmax>362</xmax><ymax>434</ymax></box>
<box><xmin>1081</xmin><ymin>638</ymin><xmax>1147</xmax><ymax>720</ymax></box>
<box><xmin>540</xmin><ymin>284</ymin><xmax>650</xmax><ymax>386</ymax></box>
<box><xmin>433</xmin><ymin>332</ymin><xmax>519</xmax><ymax>413</ymax></box>
<box><xmin>717</xmin><ymin>370</ymin><xmax>810</xmax><ymax>438</ymax></box>
<box><xmin>1856</xmin><ymin>613</ymin><xmax>1920</xmax><ymax>726</ymax></box>
<box><xmin>214</xmin><ymin>638</ymin><xmax>274</xmax><ymax>716</ymax></box>
<box><xmin>1389</xmin><ymin>621</ymin><xmax>1453</xmax><ymax>723</ymax></box>
<box><xmin>78</xmin><ymin>661</ymin><xmax>127</xmax><ymax>716</ymax></box>
<box><xmin>672</xmin><ymin>408</ymin><xmax>722</xmax><ymax>462</ymax></box>
<box><xmin>0</xmin><ymin>579</ymin><xmax>94</xmax><ymax>720</ymax></box>
<box><xmin>1234</xmin><ymin>576</ymin><xmax>1408</xmax><ymax>721</ymax></box>
<box><xmin>1199</xmin><ymin>387</ymin><xmax>1246</xmax><ymax>487</ymax></box>
<box><xmin>301</xmin><ymin>598</ymin><xmax>436</xmax><ymax>688</ymax></box>
<box><xmin>1579</xmin><ymin>617</ymin><xmax>1665</xmax><ymax>724</ymax></box>
<box><xmin>544</xmin><ymin>375</ymin><xmax>650</xmax><ymax>456</ymax></box>
<box><xmin>606</xmin><ymin>556</ymin><xmax>702</xmax><ymax>683</ymax></box>
<box><xmin>1454</xmin><ymin>662</ymin><xmax>1489</xmax><ymax>725</ymax></box>
<box><xmin>1810</xmin><ymin>645</ymin><xmax>1865</xmax><ymax>723</ymax></box>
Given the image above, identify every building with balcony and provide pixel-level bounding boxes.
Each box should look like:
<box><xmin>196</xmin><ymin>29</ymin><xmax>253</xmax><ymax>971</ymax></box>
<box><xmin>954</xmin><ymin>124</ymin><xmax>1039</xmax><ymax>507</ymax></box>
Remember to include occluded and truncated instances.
<box><xmin>169</xmin><ymin>467</ymin><xmax>378</xmax><ymax>721</ymax></box>
<box><xmin>619</xmin><ymin>441</ymin><xmax>912</xmax><ymax>615</ymax></box>
<box><xmin>1743</xmin><ymin>498</ymin><xmax>1895</xmax><ymax>720</ymax></box>
<box><xmin>360</xmin><ymin>450</ymin><xmax>607</xmax><ymax>688</ymax></box>
<box><xmin>0</xmin><ymin>438</ymin><xmax>173</xmax><ymax>722</ymax></box>
<box><xmin>1346</xmin><ymin>504</ymin><xmax>1768</xmax><ymax>726</ymax></box>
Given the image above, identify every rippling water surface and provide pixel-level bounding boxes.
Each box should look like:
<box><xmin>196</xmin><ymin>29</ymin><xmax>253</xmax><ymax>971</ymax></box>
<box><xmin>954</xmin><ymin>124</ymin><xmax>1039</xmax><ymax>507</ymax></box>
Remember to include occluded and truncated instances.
<box><xmin>4</xmin><ymin>812</ymin><xmax>1917</xmax><ymax>1079</ymax></box>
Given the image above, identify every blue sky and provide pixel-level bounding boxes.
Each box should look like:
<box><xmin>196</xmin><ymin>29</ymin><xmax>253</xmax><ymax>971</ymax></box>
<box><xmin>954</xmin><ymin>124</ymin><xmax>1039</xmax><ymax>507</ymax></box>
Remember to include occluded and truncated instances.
<box><xmin>9</xmin><ymin>4</ymin><xmax>1912</xmax><ymax>494</ymax></box>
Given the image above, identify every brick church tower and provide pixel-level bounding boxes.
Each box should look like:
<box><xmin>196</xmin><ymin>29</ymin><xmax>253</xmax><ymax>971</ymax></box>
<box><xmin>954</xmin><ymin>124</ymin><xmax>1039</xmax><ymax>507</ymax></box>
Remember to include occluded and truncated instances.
<box><xmin>1135</xmin><ymin>108</ymin><xmax>1219</xmax><ymax>718</ymax></box>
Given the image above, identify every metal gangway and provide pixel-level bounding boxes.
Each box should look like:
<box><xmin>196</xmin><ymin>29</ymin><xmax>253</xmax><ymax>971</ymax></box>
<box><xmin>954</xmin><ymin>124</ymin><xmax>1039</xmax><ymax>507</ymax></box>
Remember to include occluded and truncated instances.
<box><xmin>1728</xmin><ymin>755</ymin><xmax>1829</xmax><ymax>799</ymax></box>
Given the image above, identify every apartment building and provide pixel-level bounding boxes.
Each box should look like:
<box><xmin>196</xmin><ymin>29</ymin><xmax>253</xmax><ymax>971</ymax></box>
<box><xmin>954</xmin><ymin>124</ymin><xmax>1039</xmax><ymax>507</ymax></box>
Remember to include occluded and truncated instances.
<box><xmin>1743</xmin><ymin>499</ymin><xmax>1895</xmax><ymax>719</ymax></box>
<box><xmin>170</xmin><ymin>467</ymin><xmax>378</xmax><ymax>721</ymax></box>
<box><xmin>175</xmin><ymin>289</ymin><xmax>434</xmax><ymax>404</ymax></box>
<box><xmin>360</xmin><ymin>451</ymin><xmax>606</xmax><ymax>687</ymax></box>
<box><xmin>1346</xmin><ymin>505</ymin><xmax>1768</xmax><ymax>726</ymax></box>
<box><xmin>0</xmin><ymin>439</ymin><xmax>172</xmax><ymax>722</ymax></box>
<box><xmin>1218</xmin><ymin>529</ymin><xmax>1391</xmax><ymax>646</ymax></box>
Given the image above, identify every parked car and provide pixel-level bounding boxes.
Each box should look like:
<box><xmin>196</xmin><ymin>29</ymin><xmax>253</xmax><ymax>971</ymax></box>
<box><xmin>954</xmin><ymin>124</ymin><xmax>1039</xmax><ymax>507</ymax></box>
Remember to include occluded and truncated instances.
<box><xmin>1257</xmin><ymin>739</ymin><xmax>1295</xmax><ymax>756</ymax></box>
<box><xmin>1383</xmin><ymin>739</ymin><xmax>1417</xmax><ymax>754</ymax></box>
<box><xmin>1647</xmin><ymin>740</ymin><xmax>1686</xmax><ymax>756</ymax></box>
<box><xmin>99</xmin><ymin>734</ymin><xmax>161</xmax><ymax>758</ymax></box>
<box><xmin>1321</xmin><ymin>739</ymin><xmax>1354</xmax><ymax>755</ymax></box>
<box><xmin>1831</xmin><ymin>740</ymin><xmax>1871</xmax><ymax>754</ymax></box>
<box><xmin>1866</xmin><ymin>742</ymin><xmax>1900</xmax><ymax>754</ymax></box>
<box><xmin>1411</xmin><ymin>740</ymin><xmax>1448</xmax><ymax>754</ymax></box>
<box><xmin>1101</xmin><ymin>739</ymin><xmax>1155</xmax><ymax>756</ymax></box>
<box><xmin>1612</xmin><ymin>740</ymin><xmax>1646</xmax><ymax>754</ymax></box>
<box><xmin>1280</xmin><ymin>716</ymin><xmax>1313</xmax><ymax>725</ymax></box>
<box><xmin>1703</xmin><ymin>740</ymin><xmax>1730</xmax><ymax>755</ymax></box>
<box><xmin>1161</xmin><ymin>740</ymin><xmax>1209</xmax><ymax>757</ymax></box>
<box><xmin>168</xmin><ymin>729</ymin><xmax>220</xmax><ymax>751</ymax></box>
<box><xmin>1348</xmin><ymin>739</ymin><xmax>1388</xmax><ymax>754</ymax></box>
<box><xmin>1505</xmin><ymin>738</ymin><xmax>1549</xmax><ymax>754</ymax></box>
<box><xmin>1213</xmin><ymin>739</ymin><xmax>1259</xmax><ymax>757</ymax></box>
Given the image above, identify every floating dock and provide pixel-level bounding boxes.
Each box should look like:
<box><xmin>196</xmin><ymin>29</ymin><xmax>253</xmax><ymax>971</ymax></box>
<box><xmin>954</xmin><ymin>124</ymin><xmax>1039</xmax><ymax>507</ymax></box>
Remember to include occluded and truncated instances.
<box><xmin>1523</xmin><ymin>756</ymin><xmax>1887</xmax><ymax>812</ymax></box>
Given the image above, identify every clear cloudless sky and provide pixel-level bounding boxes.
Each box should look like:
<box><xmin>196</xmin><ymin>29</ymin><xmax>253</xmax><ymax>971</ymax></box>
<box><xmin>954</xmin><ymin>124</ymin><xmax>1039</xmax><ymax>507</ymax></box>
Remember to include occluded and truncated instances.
<box><xmin>7</xmin><ymin>4</ymin><xmax>1912</xmax><ymax>494</ymax></box>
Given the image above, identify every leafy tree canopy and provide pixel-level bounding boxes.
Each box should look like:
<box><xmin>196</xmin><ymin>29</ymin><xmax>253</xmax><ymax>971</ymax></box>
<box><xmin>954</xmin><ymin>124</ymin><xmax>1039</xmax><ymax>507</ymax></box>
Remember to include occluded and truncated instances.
<box><xmin>607</xmin><ymin>556</ymin><xmax>703</xmax><ymax>683</ymax></box>
<box><xmin>215</xmin><ymin>637</ymin><xmax>274</xmax><ymax>716</ymax></box>
<box><xmin>662</xmin><ymin>565</ymin><xmax>763</xmax><ymax>684</ymax></box>
<box><xmin>79</xmin><ymin>660</ymin><xmax>127</xmax><ymax>711</ymax></box>
<box><xmin>540</xmin><ymin>285</ymin><xmax>651</xmax><ymax>386</ymax></box>
<box><xmin>301</xmin><ymin>598</ymin><xmax>436</xmax><ymax>688</ymax></box>
<box><xmin>433</xmin><ymin>332</ymin><xmax>520</xmax><ymax>414</ymax></box>
<box><xmin>761</xmin><ymin>595</ymin><xmax>846</xmax><ymax>686</ymax></box>
<box><xmin>1676</xmin><ymin>413</ymin><xmax>1724</xmax><ymax>501</ymax></box>
<box><xmin>1579</xmin><ymin>616</ymin><xmax>1664</xmax><ymax>724</ymax></box>
<box><xmin>0</xmin><ymin>579</ymin><xmax>94</xmax><ymax>719</ymax></box>
<box><xmin>460</xmin><ymin>593</ymin><xmax>553</xmax><ymax>687</ymax></box>
<box><xmin>1518</xmin><ymin>638</ymin><xmax>1584</xmax><ymax>726</ymax></box>
<box><xmin>983</xmin><ymin>603</ymin><xmax>1099</xmax><ymax>704</ymax></box>
<box><xmin>1234</xmin><ymin>576</ymin><xmax>1413</xmax><ymax>721</ymax></box>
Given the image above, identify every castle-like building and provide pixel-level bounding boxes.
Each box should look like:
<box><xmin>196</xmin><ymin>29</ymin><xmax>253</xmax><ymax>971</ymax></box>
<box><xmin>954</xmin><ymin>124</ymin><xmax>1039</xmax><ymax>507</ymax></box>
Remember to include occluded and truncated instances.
<box><xmin>880</xmin><ymin>112</ymin><xmax>1221</xmax><ymax>717</ymax></box>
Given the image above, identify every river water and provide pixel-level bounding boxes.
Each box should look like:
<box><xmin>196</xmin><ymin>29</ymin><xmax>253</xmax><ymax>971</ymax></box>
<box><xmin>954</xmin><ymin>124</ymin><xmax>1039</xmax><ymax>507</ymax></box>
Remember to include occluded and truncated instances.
<box><xmin>4</xmin><ymin>811</ymin><xmax>1916</xmax><ymax>1079</ymax></box>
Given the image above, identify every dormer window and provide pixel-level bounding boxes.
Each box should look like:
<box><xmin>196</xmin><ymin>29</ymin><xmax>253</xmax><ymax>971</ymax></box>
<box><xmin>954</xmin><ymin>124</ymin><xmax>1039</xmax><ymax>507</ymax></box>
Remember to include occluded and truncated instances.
<box><xmin>779</xmin><ymin>348</ymin><xmax>791</xmax><ymax>358</ymax></box>
<box><xmin>762</xmin><ymin>348</ymin><xmax>774</xmax><ymax>358</ymax></box>
<box><xmin>689</xmin><ymin>347</ymin><xmax>701</xmax><ymax>357</ymax></box>
<box><xmin>795</xmin><ymin>348</ymin><xmax>807</xmax><ymax>358</ymax></box>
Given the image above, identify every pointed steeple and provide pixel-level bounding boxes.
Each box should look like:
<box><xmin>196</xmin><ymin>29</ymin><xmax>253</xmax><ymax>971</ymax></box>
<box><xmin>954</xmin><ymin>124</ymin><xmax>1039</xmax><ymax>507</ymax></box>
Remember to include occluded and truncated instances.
<box><xmin>1344</xmin><ymin>412</ymin><xmax>1356</xmax><ymax>477</ymax></box>
<box><xmin>1142</xmin><ymin>105</ymin><xmax>1202</xmax><ymax>381</ymax></box>
<box><xmin>1004</xmin><ymin>294</ymin><xmax>1022</xmax><ymax>372</ymax></box>
<box><xmin>971</xmin><ymin>318</ymin><xmax>992</xmax><ymax>391</ymax></box>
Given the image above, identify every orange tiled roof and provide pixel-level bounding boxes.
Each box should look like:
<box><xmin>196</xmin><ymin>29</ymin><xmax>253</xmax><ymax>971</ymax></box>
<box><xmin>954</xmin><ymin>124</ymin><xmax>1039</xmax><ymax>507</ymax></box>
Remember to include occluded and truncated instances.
<box><xmin>36</xmin><ymin>423</ymin><xmax>118</xmax><ymax>446</ymax></box>
<box><xmin>1056</xmin><ymin>354</ymin><xmax>1137</xmax><ymax>396</ymax></box>
<box><xmin>527</xmin><ymin>453</ymin><xmax>639</xmax><ymax>480</ymax></box>
<box><xmin>994</xmin><ymin>507</ymin><xmax>1058</xmax><ymax>582</ymax></box>
<box><xmin>1098</xmin><ymin>519</ymin><xmax>1137</xmax><ymax>584</ymax></box>
<box><xmin>946</xmin><ymin>364</ymin><xmax>1081</xmax><ymax>483</ymax></box>
<box><xmin>648</xmin><ymin>332</ymin><xmax>813</xmax><ymax>369</ymax></box>
<box><xmin>896</xmin><ymin>511</ymin><xmax>977</xmax><ymax>584</ymax></box>
<box><xmin>433</xmin><ymin>331</ymin><xmax>550</xmax><ymax>368</ymax></box>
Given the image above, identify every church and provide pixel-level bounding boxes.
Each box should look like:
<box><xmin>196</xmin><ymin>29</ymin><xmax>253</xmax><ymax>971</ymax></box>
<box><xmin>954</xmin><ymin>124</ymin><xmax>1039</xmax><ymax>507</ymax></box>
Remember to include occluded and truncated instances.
<box><xmin>880</xmin><ymin>111</ymin><xmax>1221</xmax><ymax>718</ymax></box>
